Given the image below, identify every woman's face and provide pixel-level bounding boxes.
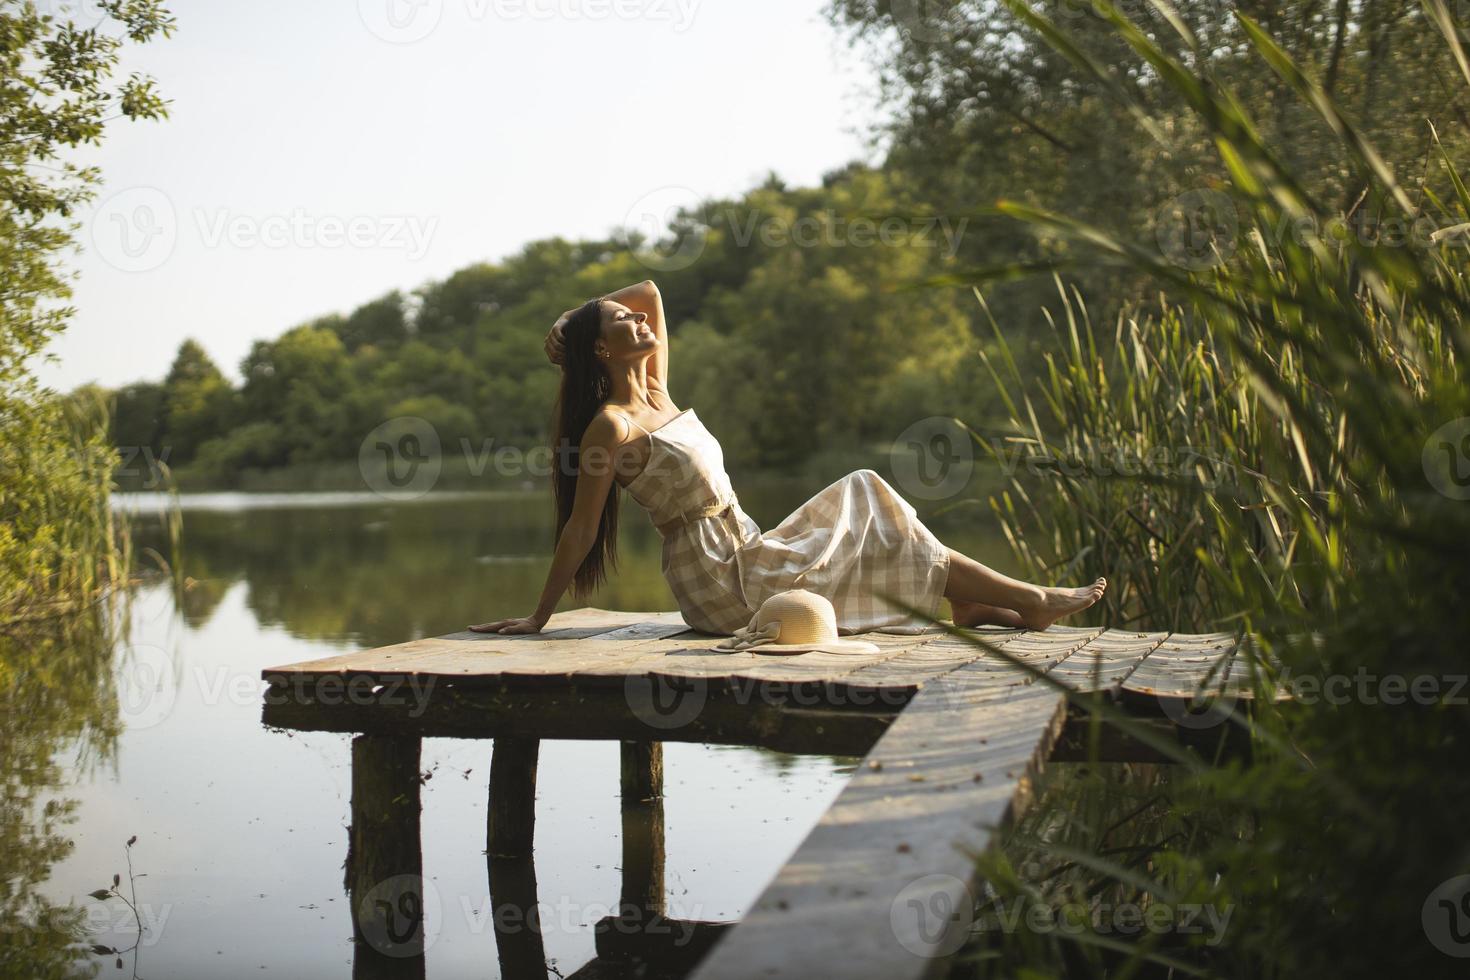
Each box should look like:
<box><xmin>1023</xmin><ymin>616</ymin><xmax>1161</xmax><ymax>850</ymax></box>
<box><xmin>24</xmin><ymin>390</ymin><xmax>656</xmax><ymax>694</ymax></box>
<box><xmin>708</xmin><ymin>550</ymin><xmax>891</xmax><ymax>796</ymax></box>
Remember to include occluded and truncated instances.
<box><xmin>594</xmin><ymin>302</ymin><xmax>657</xmax><ymax>363</ymax></box>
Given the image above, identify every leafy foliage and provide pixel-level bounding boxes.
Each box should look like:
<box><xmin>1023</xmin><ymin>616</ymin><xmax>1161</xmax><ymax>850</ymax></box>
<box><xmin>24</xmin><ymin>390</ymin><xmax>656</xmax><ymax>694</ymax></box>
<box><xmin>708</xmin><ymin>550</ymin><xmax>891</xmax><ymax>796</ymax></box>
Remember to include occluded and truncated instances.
<box><xmin>110</xmin><ymin>166</ymin><xmax>996</xmax><ymax>486</ymax></box>
<box><xmin>926</xmin><ymin>0</ymin><xmax>1470</xmax><ymax>976</ymax></box>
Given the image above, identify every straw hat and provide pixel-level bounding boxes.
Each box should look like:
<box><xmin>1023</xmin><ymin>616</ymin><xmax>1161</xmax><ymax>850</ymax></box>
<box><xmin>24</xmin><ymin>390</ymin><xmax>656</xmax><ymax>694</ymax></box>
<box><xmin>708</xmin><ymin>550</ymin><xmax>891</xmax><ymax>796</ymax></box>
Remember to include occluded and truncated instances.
<box><xmin>713</xmin><ymin>589</ymin><xmax>881</xmax><ymax>655</ymax></box>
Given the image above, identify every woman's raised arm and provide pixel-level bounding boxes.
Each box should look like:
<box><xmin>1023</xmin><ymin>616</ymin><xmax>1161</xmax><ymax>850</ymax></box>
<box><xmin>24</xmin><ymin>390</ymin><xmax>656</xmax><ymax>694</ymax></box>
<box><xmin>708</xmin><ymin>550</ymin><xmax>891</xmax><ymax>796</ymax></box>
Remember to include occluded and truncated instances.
<box><xmin>603</xmin><ymin>279</ymin><xmax>668</xmax><ymax>388</ymax></box>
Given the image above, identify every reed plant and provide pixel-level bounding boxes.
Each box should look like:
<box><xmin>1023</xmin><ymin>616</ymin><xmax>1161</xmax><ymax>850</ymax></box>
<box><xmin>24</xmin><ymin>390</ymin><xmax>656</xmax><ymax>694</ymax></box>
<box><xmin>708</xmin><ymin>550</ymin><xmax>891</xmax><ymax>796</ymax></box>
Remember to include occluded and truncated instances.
<box><xmin>902</xmin><ymin>0</ymin><xmax>1470</xmax><ymax>975</ymax></box>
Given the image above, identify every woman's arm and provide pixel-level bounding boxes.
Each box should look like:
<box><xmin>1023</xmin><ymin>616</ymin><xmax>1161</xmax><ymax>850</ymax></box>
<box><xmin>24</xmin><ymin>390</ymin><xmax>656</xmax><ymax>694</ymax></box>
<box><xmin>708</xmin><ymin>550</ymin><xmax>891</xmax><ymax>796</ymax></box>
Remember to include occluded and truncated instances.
<box><xmin>469</xmin><ymin>413</ymin><xmax>625</xmax><ymax>633</ymax></box>
<box><xmin>603</xmin><ymin>279</ymin><xmax>668</xmax><ymax>388</ymax></box>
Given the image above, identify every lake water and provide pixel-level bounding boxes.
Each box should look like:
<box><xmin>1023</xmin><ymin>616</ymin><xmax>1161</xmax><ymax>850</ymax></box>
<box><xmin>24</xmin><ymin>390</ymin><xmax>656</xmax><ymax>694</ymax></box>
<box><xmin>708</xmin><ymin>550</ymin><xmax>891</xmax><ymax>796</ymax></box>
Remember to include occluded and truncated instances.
<box><xmin>22</xmin><ymin>481</ymin><xmax>1007</xmax><ymax>979</ymax></box>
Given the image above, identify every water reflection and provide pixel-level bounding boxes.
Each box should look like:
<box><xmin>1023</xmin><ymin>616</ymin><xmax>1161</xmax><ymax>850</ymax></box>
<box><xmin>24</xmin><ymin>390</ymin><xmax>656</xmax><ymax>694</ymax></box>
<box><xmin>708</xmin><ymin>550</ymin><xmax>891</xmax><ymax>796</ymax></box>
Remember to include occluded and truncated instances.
<box><xmin>0</xmin><ymin>611</ymin><xmax>123</xmax><ymax>978</ymax></box>
<box><xmin>9</xmin><ymin>484</ymin><xmax>1003</xmax><ymax>978</ymax></box>
<box><xmin>115</xmin><ymin>485</ymin><xmax>1000</xmax><ymax>650</ymax></box>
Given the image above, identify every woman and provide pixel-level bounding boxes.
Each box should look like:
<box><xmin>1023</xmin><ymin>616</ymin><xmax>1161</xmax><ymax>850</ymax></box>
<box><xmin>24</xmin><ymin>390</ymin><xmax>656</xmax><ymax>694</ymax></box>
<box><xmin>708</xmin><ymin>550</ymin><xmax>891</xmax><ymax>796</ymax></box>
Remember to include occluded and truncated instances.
<box><xmin>469</xmin><ymin>279</ymin><xmax>1105</xmax><ymax>636</ymax></box>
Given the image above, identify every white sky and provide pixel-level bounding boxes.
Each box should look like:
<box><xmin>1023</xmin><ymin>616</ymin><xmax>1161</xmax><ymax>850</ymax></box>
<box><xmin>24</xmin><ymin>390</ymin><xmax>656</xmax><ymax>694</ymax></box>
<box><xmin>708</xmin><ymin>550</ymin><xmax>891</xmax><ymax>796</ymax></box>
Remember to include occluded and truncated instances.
<box><xmin>35</xmin><ymin>0</ymin><xmax>884</xmax><ymax>390</ymax></box>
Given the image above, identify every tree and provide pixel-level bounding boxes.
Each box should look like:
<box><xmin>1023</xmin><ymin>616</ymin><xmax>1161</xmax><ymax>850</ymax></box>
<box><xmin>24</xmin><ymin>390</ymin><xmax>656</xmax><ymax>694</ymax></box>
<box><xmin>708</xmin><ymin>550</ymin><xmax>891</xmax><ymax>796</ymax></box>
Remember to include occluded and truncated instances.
<box><xmin>336</xmin><ymin>290</ymin><xmax>408</xmax><ymax>352</ymax></box>
<box><xmin>160</xmin><ymin>339</ymin><xmax>234</xmax><ymax>464</ymax></box>
<box><xmin>0</xmin><ymin>5</ymin><xmax>175</xmax><ymax>976</ymax></box>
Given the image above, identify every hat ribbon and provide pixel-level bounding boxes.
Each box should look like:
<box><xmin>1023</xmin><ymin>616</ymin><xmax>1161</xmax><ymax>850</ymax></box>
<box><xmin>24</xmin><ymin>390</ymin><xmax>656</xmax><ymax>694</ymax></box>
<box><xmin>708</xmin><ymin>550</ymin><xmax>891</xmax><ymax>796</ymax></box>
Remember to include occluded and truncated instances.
<box><xmin>722</xmin><ymin>618</ymin><xmax>783</xmax><ymax>650</ymax></box>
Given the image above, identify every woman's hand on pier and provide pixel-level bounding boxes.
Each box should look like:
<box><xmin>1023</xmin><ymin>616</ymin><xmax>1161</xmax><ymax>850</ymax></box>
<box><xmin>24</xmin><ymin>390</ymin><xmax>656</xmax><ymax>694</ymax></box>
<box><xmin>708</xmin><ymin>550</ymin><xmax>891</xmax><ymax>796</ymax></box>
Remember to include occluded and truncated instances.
<box><xmin>467</xmin><ymin>614</ymin><xmax>548</xmax><ymax>635</ymax></box>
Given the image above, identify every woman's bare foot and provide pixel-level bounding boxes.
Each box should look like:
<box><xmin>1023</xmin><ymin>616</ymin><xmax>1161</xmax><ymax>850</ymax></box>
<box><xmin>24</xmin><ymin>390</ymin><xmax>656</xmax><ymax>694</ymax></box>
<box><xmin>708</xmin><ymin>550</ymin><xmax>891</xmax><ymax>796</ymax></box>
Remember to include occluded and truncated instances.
<box><xmin>951</xmin><ymin>598</ymin><xmax>1028</xmax><ymax>629</ymax></box>
<box><xmin>1014</xmin><ymin>578</ymin><xmax>1107</xmax><ymax>631</ymax></box>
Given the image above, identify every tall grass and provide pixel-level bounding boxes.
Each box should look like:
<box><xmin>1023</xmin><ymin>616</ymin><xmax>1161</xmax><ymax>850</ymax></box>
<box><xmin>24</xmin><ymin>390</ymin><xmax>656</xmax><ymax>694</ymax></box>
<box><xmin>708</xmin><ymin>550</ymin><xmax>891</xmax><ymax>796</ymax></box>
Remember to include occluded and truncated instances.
<box><xmin>0</xmin><ymin>383</ymin><xmax>134</xmax><ymax>626</ymax></box>
<box><xmin>909</xmin><ymin>0</ymin><xmax>1470</xmax><ymax>975</ymax></box>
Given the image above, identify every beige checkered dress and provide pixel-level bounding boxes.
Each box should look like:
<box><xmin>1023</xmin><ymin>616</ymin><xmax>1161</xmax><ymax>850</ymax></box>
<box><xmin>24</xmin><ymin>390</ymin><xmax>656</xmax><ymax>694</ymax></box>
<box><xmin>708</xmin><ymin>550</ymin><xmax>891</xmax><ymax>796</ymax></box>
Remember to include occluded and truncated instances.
<box><xmin>616</xmin><ymin>408</ymin><xmax>952</xmax><ymax>636</ymax></box>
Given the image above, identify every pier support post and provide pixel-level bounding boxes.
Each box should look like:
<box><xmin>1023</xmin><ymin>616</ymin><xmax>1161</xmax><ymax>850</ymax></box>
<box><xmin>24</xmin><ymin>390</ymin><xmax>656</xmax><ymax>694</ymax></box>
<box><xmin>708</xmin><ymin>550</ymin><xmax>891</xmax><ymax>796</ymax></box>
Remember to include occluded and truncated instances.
<box><xmin>619</xmin><ymin>740</ymin><xmax>666</xmax><ymax>915</ymax></box>
<box><xmin>488</xmin><ymin>736</ymin><xmax>539</xmax><ymax>859</ymax></box>
<box><xmin>487</xmin><ymin>737</ymin><xmax>546</xmax><ymax>978</ymax></box>
<box><xmin>346</xmin><ymin>734</ymin><xmax>426</xmax><ymax>980</ymax></box>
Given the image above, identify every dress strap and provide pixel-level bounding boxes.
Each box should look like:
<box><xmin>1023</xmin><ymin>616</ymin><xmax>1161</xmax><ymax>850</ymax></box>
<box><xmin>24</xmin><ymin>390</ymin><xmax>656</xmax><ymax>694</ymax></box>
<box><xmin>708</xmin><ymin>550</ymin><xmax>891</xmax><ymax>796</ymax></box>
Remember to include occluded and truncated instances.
<box><xmin>613</xmin><ymin>411</ymin><xmax>653</xmax><ymax>437</ymax></box>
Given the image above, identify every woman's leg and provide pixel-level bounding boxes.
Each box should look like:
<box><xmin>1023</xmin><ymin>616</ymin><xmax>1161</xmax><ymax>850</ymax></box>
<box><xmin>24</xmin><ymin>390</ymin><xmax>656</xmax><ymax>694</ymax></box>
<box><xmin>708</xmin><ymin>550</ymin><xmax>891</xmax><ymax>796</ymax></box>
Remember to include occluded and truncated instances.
<box><xmin>942</xmin><ymin>547</ymin><xmax>1106</xmax><ymax>630</ymax></box>
<box><xmin>949</xmin><ymin>597</ymin><xmax>1028</xmax><ymax>629</ymax></box>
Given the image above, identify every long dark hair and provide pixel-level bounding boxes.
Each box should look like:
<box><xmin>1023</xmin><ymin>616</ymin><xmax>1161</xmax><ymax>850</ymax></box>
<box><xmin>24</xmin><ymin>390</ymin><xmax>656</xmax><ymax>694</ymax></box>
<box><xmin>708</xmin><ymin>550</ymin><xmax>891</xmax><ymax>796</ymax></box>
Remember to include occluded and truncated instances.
<box><xmin>552</xmin><ymin>297</ymin><xmax>620</xmax><ymax>598</ymax></box>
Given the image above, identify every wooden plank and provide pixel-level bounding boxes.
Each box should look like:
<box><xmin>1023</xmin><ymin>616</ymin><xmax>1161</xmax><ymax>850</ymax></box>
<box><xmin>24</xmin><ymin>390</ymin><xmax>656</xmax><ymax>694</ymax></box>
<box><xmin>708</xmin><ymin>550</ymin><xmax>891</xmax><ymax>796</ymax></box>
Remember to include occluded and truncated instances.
<box><xmin>260</xmin><ymin>607</ymin><xmax>678</xmax><ymax>680</ymax></box>
<box><xmin>1047</xmin><ymin>630</ymin><xmax>1170</xmax><ymax>691</ymax></box>
<box><xmin>261</xmin><ymin>621</ymin><xmax>695</xmax><ymax>688</ymax></box>
<box><xmin>689</xmin><ymin>656</ymin><xmax>1076</xmax><ymax>980</ymax></box>
<box><xmin>1121</xmin><ymin>632</ymin><xmax>1240</xmax><ymax>699</ymax></box>
<box><xmin>833</xmin><ymin>627</ymin><xmax>1026</xmax><ymax>697</ymax></box>
<box><xmin>263</xmin><ymin>675</ymin><xmax>895</xmax><ymax>756</ymax></box>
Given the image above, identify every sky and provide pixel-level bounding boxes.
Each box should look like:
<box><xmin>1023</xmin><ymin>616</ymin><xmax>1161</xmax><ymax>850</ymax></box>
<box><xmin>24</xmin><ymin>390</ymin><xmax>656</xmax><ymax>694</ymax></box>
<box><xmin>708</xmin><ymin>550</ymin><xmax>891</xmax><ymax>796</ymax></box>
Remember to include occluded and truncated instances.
<box><xmin>35</xmin><ymin>0</ymin><xmax>885</xmax><ymax>391</ymax></box>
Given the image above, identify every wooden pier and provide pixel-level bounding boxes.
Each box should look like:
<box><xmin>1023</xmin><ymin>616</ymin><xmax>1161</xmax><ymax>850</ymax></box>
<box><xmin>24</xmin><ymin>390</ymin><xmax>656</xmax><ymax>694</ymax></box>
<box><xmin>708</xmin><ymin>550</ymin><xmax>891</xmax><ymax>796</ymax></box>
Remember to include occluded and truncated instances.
<box><xmin>261</xmin><ymin>606</ymin><xmax>1270</xmax><ymax>979</ymax></box>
